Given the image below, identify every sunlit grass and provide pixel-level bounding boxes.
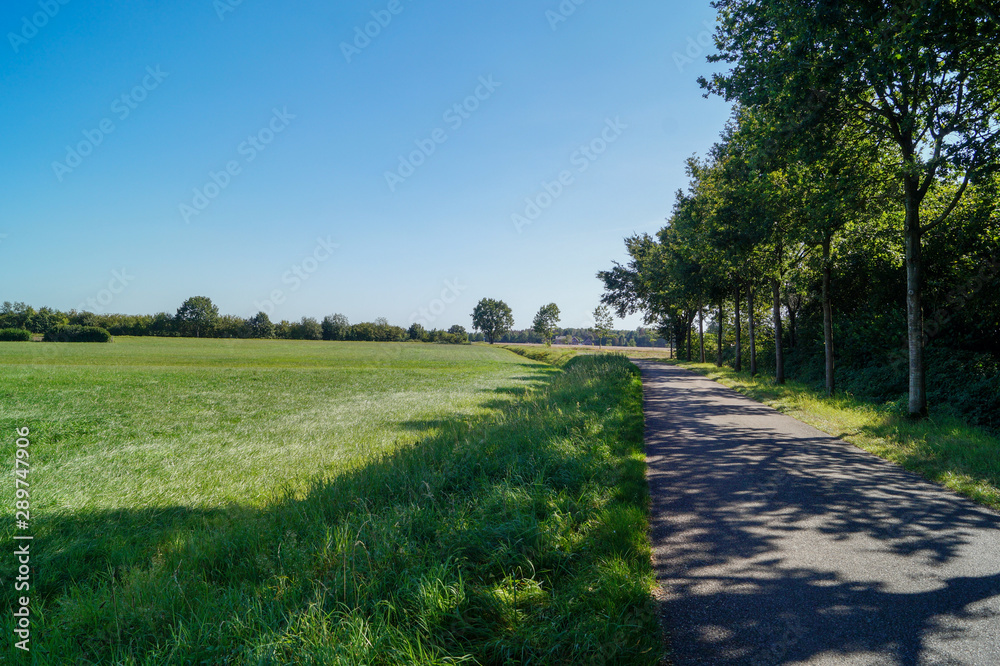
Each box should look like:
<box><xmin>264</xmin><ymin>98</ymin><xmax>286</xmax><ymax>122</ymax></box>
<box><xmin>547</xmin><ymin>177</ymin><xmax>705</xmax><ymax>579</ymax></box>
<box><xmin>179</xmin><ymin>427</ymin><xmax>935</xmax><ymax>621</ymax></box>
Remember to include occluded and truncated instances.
<box><xmin>671</xmin><ymin>360</ymin><xmax>1000</xmax><ymax>512</ymax></box>
<box><xmin>0</xmin><ymin>337</ymin><xmax>550</xmax><ymax>511</ymax></box>
<box><xmin>0</xmin><ymin>339</ymin><xmax>662</xmax><ymax>663</ymax></box>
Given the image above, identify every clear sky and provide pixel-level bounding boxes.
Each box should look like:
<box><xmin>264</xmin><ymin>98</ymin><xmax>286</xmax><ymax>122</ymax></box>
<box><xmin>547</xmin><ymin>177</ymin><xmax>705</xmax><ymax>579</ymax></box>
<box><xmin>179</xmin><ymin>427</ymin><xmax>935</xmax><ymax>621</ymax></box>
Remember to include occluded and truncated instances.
<box><xmin>1</xmin><ymin>0</ymin><xmax>732</xmax><ymax>331</ymax></box>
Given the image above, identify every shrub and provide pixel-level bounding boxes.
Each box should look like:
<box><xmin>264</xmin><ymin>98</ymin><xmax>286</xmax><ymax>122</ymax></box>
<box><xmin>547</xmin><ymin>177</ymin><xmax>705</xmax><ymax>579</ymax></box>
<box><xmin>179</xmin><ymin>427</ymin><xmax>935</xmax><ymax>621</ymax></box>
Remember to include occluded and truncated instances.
<box><xmin>0</xmin><ymin>328</ymin><xmax>31</xmax><ymax>341</ymax></box>
<box><xmin>43</xmin><ymin>325</ymin><xmax>113</xmax><ymax>343</ymax></box>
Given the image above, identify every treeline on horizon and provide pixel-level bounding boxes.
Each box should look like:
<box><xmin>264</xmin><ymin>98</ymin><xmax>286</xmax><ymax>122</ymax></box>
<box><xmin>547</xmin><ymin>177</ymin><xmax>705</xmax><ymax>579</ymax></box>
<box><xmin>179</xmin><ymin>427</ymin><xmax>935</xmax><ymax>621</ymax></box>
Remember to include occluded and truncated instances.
<box><xmin>599</xmin><ymin>1</ymin><xmax>1000</xmax><ymax>432</ymax></box>
<box><xmin>0</xmin><ymin>299</ymin><xmax>666</xmax><ymax>348</ymax></box>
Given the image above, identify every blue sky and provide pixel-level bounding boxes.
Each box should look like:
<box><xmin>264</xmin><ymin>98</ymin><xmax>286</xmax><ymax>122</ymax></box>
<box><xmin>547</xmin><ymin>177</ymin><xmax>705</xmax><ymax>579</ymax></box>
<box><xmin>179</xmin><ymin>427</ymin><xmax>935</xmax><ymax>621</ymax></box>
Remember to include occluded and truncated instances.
<box><xmin>1</xmin><ymin>0</ymin><xmax>732</xmax><ymax>331</ymax></box>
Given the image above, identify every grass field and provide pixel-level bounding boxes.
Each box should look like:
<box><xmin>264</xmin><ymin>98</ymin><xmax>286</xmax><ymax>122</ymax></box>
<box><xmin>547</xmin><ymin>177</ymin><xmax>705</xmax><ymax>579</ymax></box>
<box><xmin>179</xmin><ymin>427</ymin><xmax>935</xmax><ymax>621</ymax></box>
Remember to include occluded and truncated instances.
<box><xmin>1</xmin><ymin>338</ymin><xmax>662</xmax><ymax>663</ymax></box>
<box><xmin>668</xmin><ymin>360</ymin><xmax>1000</xmax><ymax>513</ymax></box>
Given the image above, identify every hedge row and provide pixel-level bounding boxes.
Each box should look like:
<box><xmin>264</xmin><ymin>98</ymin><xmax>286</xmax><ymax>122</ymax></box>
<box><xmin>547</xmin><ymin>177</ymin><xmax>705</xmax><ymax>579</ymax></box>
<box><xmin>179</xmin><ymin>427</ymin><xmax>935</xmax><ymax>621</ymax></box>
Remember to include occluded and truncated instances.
<box><xmin>42</xmin><ymin>325</ymin><xmax>114</xmax><ymax>343</ymax></box>
<box><xmin>0</xmin><ymin>328</ymin><xmax>31</xmax><ymax>341</ymax></box>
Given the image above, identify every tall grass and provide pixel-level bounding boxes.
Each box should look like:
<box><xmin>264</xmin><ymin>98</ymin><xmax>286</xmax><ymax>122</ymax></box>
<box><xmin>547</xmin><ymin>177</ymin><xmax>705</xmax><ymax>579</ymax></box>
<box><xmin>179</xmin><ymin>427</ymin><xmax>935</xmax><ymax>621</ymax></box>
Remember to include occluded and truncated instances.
<box><xmin>673</xmin><ymin>360</ymin><xmax>1000</xmax><ymax>512</ymax></box>
<box><xmin>2</xmin><ymin>345</ymin><xmax>662</xmax><ymax>663</ymax></box>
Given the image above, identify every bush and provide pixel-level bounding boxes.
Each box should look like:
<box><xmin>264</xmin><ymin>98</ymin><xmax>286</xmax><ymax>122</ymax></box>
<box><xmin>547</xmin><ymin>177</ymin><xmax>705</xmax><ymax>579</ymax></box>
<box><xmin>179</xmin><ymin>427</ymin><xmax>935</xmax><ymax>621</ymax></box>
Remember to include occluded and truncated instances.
<box><xmin>0</xmin><ymin>328</ymin><xmax>31</xmax><ymax>341</ymax></box>
<box><xmin>43</xmin><ymin>325</ymin><xmax>113</xmax><ymax>343</ymax></box>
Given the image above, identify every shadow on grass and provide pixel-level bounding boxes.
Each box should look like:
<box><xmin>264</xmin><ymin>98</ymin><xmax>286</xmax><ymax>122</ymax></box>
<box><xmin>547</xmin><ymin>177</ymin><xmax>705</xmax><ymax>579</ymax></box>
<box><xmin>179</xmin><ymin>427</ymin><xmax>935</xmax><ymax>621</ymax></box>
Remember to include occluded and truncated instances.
<box><xmin>1</xmin><ymin>355</ymin><xmax>662</xmax><ymax>665</ymax></box>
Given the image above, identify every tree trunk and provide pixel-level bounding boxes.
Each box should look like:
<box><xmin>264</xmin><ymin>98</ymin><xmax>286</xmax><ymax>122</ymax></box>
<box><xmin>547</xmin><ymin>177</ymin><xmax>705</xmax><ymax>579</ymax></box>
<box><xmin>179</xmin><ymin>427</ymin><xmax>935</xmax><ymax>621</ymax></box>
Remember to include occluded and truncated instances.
<box><xmin>772</xmin><ymin>277</ymin><xmax>785</xmax><ymax>384</ymax></box>
<box><xmin>698</xmin><ymin>303</ymin><xmax>705</xmax><ymax>363</ymax></box>
<box><xmin>904</xmin><ymin>177</ymin><xmax>927</xmax><ymax>416</ymax></box>
<box><xmin>748</xmin><ymin>283</ymin><xmax>757</xmax><ymax>377</ymax></box>
<box><xmin>686</xmin><ymin>311</ymin><xmax>693</xmax><ymax>361</ymax></box>
<box><xmin>734</xmin><ymin>280</ymin><xmax>742</xmax><ymax>372</ymax></box>
<box><xmin>785</xmin><ymin>287</ymin><xmax>797</xmax><ymax>349</ymax></box>
<box><xmin>717</xmin><ymin>303</ymin><xmax>724</xmax><ymax>367</ymax></box>
<box><xmin>822</xmin><ymin>234</ymin><xmax>835</xmax><ymax>396</ymax></box>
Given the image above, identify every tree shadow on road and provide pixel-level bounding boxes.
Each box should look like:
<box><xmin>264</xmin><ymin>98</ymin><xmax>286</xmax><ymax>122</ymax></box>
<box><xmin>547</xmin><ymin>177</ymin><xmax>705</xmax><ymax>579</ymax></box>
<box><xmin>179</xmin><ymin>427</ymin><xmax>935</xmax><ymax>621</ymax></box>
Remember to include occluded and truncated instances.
<box><xmin>636</xmin><ymin>361</ymin><xmax>1000</xmax><ymax>665</ymax></box>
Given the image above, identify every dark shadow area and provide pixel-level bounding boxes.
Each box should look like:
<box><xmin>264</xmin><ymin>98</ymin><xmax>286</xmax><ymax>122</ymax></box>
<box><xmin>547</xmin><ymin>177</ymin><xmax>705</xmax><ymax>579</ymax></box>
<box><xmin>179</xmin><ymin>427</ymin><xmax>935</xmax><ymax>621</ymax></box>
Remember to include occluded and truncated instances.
<box><xmin>632</xmin><ymin>360</ymin><xmax>1000</xmax><ymax>665</ymax></box>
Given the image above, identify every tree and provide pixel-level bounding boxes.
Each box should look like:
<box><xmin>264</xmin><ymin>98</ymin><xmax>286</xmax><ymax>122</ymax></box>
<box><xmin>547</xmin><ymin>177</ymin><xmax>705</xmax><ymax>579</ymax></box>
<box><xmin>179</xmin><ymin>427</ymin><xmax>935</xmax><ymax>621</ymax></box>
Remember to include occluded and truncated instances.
<box><xmin>447</xmin><ymin>324</ymin><xmax>469</xmax><ymax>343</ymax></box>
<box><xmin>26</xmin><ymin>307</ymin><xmax>64</xmax><ymax>335</ymax></box>
<box><xmin>471</xmin><ymin>298</ymin><xmax>514</xmax><ymax>344</ymax></box>
<box><xmin>408</xmin><ymin>323</ymin><xmax>427</xmax><ymax>341</ymax></box>
<box><xmin>295</xmin><ymin>317</ymin><xmax>322</xmax><ymax>340</ymax></box>
<box><xmin>175</xmin><ymin>296</ymin><xmax>219</xmax><ymax>337</ymax></box>
<box><xmin>703</xmin><ymin>0</ymin><xmax>1000</xmax><ymax>414</ymax></box>
<box><xmin>247</xmin><ymin>311</ymin><xmax>274</xmax><ymax>339</ymax></box>
<box><xmin>592</xmin><ymin>305</ymin><xmax>614</xmax><ymax>349</ymax></box>
<box><xmin>215</xmin><ymin>314</ymin><xmax>249</xmax><ymax>338</ymax></box>
<box><xmin>532</xmin><ymin>303</ymin><xmax>561</xmax><ymax>346</ymax></box>
<box><xmin>322</xmin><ymin>313</ymin><xmax>349</xmax><ymax>341</ymax></box>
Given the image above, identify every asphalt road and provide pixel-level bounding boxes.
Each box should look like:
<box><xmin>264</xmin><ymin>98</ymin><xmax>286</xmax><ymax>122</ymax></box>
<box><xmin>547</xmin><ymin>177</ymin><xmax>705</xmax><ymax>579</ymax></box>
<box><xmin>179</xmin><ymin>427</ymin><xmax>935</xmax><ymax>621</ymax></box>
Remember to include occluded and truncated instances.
<box><xmin>632</xmin><ymin>360</ymin><xmax>1000</xmax><ymax>666</ymax></box>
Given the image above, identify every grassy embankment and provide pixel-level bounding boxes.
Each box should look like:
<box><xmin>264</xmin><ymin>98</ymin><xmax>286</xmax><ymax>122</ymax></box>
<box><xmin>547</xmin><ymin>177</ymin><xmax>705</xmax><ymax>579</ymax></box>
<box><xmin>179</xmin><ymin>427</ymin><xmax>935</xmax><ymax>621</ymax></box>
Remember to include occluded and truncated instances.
<box><xmin>669</xmin><ymin>360</ymin><xmax>1000</xmax><ymax>512</ymax></box>
<box><xmin>1</xmin><ymin>338</ymin><xmax>662</xmax><ymax>664</ymax></box>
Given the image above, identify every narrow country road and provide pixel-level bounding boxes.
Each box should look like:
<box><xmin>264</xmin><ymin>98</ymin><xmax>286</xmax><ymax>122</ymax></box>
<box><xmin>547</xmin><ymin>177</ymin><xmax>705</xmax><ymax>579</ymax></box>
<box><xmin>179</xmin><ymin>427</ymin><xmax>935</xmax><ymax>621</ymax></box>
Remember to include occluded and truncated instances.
<box><xmin>632</xmin><ymin>360</ymin><xmax>1000</xmax><ymax>666</ymax></box>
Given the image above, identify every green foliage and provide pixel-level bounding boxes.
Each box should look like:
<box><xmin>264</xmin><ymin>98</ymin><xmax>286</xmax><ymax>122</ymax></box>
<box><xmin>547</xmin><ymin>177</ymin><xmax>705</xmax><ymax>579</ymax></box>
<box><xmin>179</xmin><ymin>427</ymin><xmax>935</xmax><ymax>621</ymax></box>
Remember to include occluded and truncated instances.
<box><xmin>408</xmin><ymin>322</ymin><xmax>427</xmax><ymax>341</ymax></box>
<box><xmin>447</xmin><ymin>325</ymin><xmax>468</xmax><ymax>343</ymax></box>
<box><xmin>471</xmin><ymin>298</ymin><xmax>514</xmax><ymax>344</ymax></box>
<box><xmin>0</xmin><ymin>301</ymin><xmax>35</xmax><ymax>330</ymax></box>
<box><xmin>532</xmin><ymin>303</ymin><xmax>561</xmax><ymax>345</ymax></box>
<box><xmin>0</xmin><ymin>328</ymin><xmax>31</xmax><ymax>341</ymax></box>
<box><xmin>322</xmin><ymin>313</ymin><xmax>350</xmax><ymax>341</ymax></box>
<box><xmin>592</xmin><ymin>305</ymin><xmax>614</xmax><ymax>347</ymax></box>
<box><xmin>348</xmin><ymin>321</ymin><xmax>407</xmax><ymax>342</ymax></box>
<box><xmin>246</xmin><ymin>311</ymin><xmax>274</xmax><ymax>339</ymax></box>
<box><xmin>293</xmin><ymin>316</ymin><xmax>323</xmax><ymax>340</ymax></box>
<box><xmin>175</xmin><ymin>296</ymin><xmax>220</xmax><ymax>337</ymax></box>
<box><xmin>25</xmin><ymin>307</ymin><xmax>65</xmax><ymax>334</ymax></box>
<box><xmin>42</xmin><ymin>325</ymin><xmax>113</xmax><ymax>343</ymax></box>
<box><xmin>215</xmin><ymin>314</ymin><xmax>250</xmax><ymax>339</ymax></box>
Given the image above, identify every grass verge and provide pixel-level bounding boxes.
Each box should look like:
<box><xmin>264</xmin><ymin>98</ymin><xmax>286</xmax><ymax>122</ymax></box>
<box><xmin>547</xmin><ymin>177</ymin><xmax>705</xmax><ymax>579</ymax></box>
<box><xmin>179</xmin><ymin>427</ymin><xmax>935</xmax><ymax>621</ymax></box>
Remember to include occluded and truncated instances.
<box><xmin>499</xmin><ymin>345</ymin><xmax>583</xmax><ymax>366</ymax></box>
<box><xmin>668</xmin><ymin>360</ymin><xmax>1000</xmax><ymax>513</ymax></box>
<box><xmin>3</xmin><ymin>352</ymin><xmax>662</xmax><ymax>664</ymax></box>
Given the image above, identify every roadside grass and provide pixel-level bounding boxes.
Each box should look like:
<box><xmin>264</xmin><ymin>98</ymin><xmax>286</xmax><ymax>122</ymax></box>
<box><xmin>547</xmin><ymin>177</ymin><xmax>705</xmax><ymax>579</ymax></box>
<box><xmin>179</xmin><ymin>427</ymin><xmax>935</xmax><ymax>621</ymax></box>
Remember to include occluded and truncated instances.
<box><xmin>668</xmin><ymin>360</ymin><xmax>1000</xmax><ymax>513</ymax></box>
<box><xmin>499</xmin><ymin>345</ymin><xmax>584</xmax><ymax>366</ymax></box>
<box><xmin>500</xmin><ymin>345</ymin><xmax>674</xmax><ymax>367</ymax></box>
<box><xmin>1</xmin><ymin>339</ymin><xmax>662</xmax><ymax>663</ymax></box>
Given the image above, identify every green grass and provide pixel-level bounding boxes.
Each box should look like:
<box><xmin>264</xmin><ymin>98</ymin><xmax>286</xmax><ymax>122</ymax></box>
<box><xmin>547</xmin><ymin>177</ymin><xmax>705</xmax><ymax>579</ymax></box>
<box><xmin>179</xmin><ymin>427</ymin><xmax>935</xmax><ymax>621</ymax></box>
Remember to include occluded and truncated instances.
<box><xmin>498</xmin><ymin>345</ymin><xmax>584</xmax><ymax>366</ymax></box>
<box><xmin>668</xmin><ymin>360</ymin><xmax>1000</xmax><ymax>512</ymax></box>
<box><xmin>1</xmin><ymin>338</ymin><xmax>547</xmax><ymax>511</ymax></box>
<box><xmin>499</xmin><ymin>345</ymin><xmax>673</xmax><ymax>367</ymax></box>
<box><xmin>1</xmin><ymin>338</ymin><xmax>662</xmax><ymax>663</ymax></box>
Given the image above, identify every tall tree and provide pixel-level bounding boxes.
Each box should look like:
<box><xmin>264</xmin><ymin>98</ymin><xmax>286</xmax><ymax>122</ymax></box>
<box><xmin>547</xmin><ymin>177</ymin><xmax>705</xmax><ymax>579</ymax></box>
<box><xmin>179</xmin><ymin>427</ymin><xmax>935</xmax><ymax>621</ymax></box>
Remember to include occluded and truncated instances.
<box><xmin>592</xmin><ymin>305</ymin><xmax>614</xmax><ymax>349</ymax></box>
<box><xmin>471</xmin><ymin>298</ymin><xmax>514</xmax><ymax>345</ymax></box>
<box><xmin>175</xmin><ymin>296</ymin><xmax>219</xmax><ymax>338</ymax></box>
<box><xmin>703</xmin><ymin>0</ymin><xmax>1000</xmax><ymax>414</ymax></box>
<box><xmin>532</xmin><ymin>303</ymin><xmax>561</xmax><ymax>346</ymax></box>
